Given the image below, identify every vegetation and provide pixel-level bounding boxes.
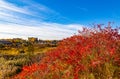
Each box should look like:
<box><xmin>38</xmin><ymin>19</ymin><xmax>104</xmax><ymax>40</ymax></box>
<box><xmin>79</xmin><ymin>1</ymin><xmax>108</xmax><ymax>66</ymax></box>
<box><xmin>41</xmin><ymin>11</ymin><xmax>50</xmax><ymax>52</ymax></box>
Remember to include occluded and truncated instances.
<box><xmin>0</xmin><ymin>38</ymin><xmax>58</xmax><ymax>55</ymax></box>
<box><xmin>14</xmin><ymin>24</ymin><xmax>120</xmax><ymax>79</ymax></box>
<box><xmin>0</xmin><ymin>53</ymin><xmax>47</xmax><ymax>79</ymax></box>
<box><xmin>0</xmin><ymin>38</ymin><xmax>58</xmax><ymax>79</ymax></box>
<box><xmin>0</xmin><ymin>55</ymin><xmax>27</xmax><ymax>79</ymax></box>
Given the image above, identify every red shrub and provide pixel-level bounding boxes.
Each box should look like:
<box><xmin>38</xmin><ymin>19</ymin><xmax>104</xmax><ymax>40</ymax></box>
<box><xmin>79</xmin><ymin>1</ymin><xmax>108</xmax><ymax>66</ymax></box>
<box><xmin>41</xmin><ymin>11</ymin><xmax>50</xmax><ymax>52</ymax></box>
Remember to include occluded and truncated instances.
<box><xmin>14</xmin><ymin>24</ymin><xmax>120</xmax><ymax>79</ymax></box>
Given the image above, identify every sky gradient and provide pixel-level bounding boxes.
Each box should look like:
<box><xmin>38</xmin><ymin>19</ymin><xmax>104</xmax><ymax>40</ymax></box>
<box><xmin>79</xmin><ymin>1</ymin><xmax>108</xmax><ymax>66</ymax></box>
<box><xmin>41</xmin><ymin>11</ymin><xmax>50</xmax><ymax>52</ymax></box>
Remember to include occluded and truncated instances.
<box><xmin>0</xmin><ymin>0</ymin><xmax>120</xmax><ymax>40</ymax></box>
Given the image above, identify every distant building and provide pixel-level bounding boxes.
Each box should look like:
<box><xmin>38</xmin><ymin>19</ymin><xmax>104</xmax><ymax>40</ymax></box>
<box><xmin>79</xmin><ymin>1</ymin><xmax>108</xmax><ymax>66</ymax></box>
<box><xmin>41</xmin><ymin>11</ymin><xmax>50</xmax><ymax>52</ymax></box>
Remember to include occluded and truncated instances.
<box><xmin>28</xmin><ymin>37</ymin><xmax>38</xmax><ymax>43</ymax></box>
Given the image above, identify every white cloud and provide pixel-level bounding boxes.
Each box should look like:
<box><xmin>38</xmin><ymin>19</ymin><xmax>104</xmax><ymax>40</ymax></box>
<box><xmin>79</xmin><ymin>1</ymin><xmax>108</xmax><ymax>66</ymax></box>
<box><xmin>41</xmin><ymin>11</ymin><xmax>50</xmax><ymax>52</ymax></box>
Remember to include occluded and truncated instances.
<box><xmin>0</xmin><ymin>0</ymin><xmax>84</xmax><ymax>40</ymax></box>
<box><xmin>67</xmin><ymin>24</ymin><xmax>84</xmax><ymax>30</ymax></box>
<box><xmin>0</xmin><ymin>23</ymin><xmax>83</xmax><ymax>40</ymax></box>
<box><xmin>0</xmin><ymin>0</ymin><xmax>31</xmax><ymax>15</ymax></box>
<box><xmin>0</xmin><ymin>0</ymin><xmax>70</xmax><ymax>24</ymax></box>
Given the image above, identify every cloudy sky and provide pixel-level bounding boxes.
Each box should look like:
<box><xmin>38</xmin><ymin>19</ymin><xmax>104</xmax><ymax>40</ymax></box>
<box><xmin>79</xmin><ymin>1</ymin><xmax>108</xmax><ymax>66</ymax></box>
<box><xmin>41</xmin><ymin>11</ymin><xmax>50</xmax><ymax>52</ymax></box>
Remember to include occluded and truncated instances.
<box><xmin>0</xmin><ymin>0</ymin><xmax>120</xmax><ymax>40</ymax></box>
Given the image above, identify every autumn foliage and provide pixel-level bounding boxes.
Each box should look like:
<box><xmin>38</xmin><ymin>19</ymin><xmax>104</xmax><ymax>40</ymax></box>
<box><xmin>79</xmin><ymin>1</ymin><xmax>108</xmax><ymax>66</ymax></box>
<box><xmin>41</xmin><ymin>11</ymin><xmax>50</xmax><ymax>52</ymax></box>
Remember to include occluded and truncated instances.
<box><xmin>14</xmin><ymin>23</ymin><xmax>120</xmax><ymax>79</ymax></box>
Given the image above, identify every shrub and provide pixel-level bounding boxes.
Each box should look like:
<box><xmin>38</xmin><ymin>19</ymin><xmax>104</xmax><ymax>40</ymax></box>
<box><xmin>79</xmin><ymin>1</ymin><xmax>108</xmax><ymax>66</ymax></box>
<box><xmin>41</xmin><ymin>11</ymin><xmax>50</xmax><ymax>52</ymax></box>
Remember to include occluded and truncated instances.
<box><xmin>14</xmin><ymin>24</ymin><xmax>120</xmax><ymax>79</ymax></box>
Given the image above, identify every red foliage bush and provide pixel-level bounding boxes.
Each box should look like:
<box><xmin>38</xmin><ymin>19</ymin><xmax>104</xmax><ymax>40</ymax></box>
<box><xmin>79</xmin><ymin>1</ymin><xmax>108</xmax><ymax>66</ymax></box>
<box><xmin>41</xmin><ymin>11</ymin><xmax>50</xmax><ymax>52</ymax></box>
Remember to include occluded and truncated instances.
<box><xmin>14</xmin><ymin>24</ymin><xmax>120</xmax><ymax>79</ymax></box>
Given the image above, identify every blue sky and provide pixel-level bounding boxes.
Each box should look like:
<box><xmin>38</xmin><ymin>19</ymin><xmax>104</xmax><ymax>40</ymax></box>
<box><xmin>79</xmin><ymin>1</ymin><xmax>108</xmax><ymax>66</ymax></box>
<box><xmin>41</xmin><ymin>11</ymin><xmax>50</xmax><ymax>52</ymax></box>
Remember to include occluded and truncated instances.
<box><xmin>0</xmin><ymin>0</ymin><xmax>120</xmax><ymax>40</ymax></box>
